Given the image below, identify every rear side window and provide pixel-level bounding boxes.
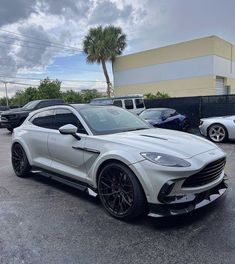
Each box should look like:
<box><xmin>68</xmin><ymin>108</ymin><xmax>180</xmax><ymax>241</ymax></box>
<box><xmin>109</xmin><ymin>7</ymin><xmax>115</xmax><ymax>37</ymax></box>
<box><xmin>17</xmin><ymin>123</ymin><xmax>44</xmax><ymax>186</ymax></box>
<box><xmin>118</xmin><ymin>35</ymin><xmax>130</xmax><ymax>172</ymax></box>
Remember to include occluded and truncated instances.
<box><xmin>36</xmin><ymin>100</ymin><xmax>64</xmax><ymax>109</ymax></box>
<box><xmin>113</xmin><ymin>100</ymin><xmax>123</xmax><ymax>107</ymax></box>
<box><xmin>135</xmin><ymin>99</ymin><xmax>144</xmax><ymax>109</ymax></box>
<box><xmin>54</xmin><ymin>109</ymin><xmax>87</xmax><ymax>134</ymax></box>
<box><xmin>31</xmin><ymin>110</ymin><xmax>55</xmax><ymax>129</ymax></box>
<box><xmin>124</xmin><ymin>99</ymin><xmax>134</xmax><ymax>110</ymax></box>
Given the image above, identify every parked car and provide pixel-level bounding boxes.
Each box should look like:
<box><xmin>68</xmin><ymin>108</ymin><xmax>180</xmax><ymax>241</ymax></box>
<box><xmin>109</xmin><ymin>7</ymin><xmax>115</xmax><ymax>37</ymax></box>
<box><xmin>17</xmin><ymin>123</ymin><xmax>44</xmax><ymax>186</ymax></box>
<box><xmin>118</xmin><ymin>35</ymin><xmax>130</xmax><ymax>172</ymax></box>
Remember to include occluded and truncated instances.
<box><xmin>90</xmin><ymin>95</ymin><xmax>145</xmax><ymax>115</ymax></box>
<box><xmin>0</xmin><ymin>105</ymin><xmax>10</xmax><ymax>128</ymax></box>
<box><xmin>139</xmin><ymin>108</ymin><xmax>190</xmax><ymax>132</ymax></box>
<box><xmin>11</xmin><ymin>104</ymin><xmax>227</xmax><ymax>220</ymax></box>
<box><xmin>0</xmin><ymin>99</ymin><xmax>64</xmax><ymax>131</ymax></box>
<box><xmin>199</xmin><ymin>115</ymin><xmax>235</xmax><ymax>143</ymax></box>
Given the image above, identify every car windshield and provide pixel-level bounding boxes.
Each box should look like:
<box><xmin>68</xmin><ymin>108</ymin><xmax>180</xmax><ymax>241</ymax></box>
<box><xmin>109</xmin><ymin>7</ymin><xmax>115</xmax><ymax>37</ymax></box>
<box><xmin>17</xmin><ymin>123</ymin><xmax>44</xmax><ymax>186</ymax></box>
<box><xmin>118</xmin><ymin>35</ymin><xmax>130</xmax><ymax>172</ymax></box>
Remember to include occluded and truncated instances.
<box><xmin>77</xmin><ymin>106</ymin><xmax>151</xmax><ymax>135</ymax></box>
<box><xmin>22</xmin><ymin>100</ymin><xmax>39</xmax><ymax>110</ymax></box>
<box><xmin>140</xmin><ymin>110</ymin><xmax>163</xmax><ymax>120</ymax></box>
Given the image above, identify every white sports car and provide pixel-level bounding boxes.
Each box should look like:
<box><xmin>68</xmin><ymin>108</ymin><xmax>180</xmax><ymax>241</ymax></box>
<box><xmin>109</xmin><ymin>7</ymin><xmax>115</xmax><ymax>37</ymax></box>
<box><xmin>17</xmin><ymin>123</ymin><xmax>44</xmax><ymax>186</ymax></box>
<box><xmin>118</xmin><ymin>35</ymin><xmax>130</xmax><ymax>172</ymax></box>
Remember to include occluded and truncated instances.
<box><xmin>199</xmin><ymin>115</ymin><xmax>235</xmax><ymax>143</ymax></box>
<box><xmin>11</xmin><ymin>104</ymin><xmax>228</xmax><ymax>220</ymax></box>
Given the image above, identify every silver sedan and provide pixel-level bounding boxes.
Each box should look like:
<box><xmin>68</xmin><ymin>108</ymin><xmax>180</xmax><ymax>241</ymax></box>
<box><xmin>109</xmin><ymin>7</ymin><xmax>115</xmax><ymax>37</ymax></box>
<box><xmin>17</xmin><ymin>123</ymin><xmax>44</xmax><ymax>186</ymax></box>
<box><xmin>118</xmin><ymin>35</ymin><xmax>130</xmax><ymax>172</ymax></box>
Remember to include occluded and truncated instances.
<box><xmin>199</xmin><ymin>115</ymin><xmax>235</xmax><ymax>143</ymax></box>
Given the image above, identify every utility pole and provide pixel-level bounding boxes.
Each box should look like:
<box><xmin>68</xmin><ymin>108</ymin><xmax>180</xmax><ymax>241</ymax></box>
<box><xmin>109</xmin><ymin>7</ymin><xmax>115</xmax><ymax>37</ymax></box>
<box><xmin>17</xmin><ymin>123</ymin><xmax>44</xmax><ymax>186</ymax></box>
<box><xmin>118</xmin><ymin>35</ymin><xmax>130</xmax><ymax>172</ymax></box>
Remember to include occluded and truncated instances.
<box><xmin>0</xmin><ymin>80</ymin><xmax>9</xmax><ymax>106</ymax></box>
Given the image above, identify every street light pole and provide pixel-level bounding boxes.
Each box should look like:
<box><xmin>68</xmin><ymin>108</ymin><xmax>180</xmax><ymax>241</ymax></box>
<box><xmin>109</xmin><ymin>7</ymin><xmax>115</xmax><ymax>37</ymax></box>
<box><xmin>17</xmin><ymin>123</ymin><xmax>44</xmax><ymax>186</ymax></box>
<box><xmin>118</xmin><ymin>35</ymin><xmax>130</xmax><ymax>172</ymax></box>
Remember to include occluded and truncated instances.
<box><xmin>4</xmin><ymin>82</ymin><xmax>9</xmax><ymax>107</ymax></box>
<box><xmin>0</xmin><ymin>80</ymin><xmax>9</xmax><ymax>106</ymax></box>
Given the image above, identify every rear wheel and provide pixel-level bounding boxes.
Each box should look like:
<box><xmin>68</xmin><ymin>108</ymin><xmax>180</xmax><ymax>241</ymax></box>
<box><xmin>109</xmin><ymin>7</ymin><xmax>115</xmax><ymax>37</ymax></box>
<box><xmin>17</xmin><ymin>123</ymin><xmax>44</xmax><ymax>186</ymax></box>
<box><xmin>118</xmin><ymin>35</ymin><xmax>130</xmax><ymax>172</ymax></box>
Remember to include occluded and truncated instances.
<box><xmin>12</xmin><ymin>143</ymin><xmax>31</xmax><ymax>177</ymax></box>
<box><xmin>98</xmin><ymin>162</ymin><xmax>147</xmax><ymax>220</ymax></box>
<box><xmin>208</xmin><ymin>124</ymin><xmax>228</xmax><ymax>143</ymax></box>
<box><xmin>182</xmin><ymin>118</ymin><xmax>190</xmax><ymax>132</ymax></box>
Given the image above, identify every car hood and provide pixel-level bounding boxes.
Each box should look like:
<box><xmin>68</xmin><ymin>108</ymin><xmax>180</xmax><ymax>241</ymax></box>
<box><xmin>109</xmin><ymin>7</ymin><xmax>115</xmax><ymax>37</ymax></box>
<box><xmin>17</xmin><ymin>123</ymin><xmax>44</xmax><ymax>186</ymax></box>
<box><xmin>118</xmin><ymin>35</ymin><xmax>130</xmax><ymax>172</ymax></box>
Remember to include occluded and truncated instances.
<box><xmin>201</xmin><ymin>115</ymin><xmax>235</xmax><ymax>121</ymax></box>
<box><xmin>98</xmin><ymin>128</ymin><xmax>218</xmax><ymax>159</ymax></box>
<box><xmin>2</xmin><ymin>108</ymin><xmax>30</xmax><ymax>115</ymax></box>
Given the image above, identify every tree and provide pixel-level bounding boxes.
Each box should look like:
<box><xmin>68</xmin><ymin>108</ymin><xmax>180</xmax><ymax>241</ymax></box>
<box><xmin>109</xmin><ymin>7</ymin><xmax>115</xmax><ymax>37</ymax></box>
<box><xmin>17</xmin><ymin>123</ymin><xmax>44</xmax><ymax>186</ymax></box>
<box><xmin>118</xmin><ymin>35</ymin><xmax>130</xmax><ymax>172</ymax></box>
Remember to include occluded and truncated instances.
<box><xmin>83</xmin><ymin>25</ymin><xmax>126</xmax><ymax>97</ymax></box>
<box><xmin>37</xmin><ymin>78</ymin><xmax>62</xmax><ymax>99</ymax></box>
<box><xmin>145</xmin><ymin>92</ymin><xmax>170</xmax><ymax>99</ymax></box>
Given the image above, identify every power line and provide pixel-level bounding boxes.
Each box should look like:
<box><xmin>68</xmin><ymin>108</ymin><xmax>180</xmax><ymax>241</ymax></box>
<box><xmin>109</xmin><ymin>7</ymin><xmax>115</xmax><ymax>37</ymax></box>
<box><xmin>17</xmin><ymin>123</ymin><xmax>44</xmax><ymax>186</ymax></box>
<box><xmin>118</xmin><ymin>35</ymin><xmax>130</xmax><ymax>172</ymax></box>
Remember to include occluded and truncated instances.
<box><xmin>0</xmin><ymin>40</ymin><xmax>78</xmax><ymax>54</ymax></box>
<box><xmin>0</xmin><ymin>74</ymin><xmax>106</xmax><ymax>83</ymax></box>
<box><xmin>0</xmin><ymin>28</ymin><xmax>83</xmax><ymax>52</ymax></box>
<box><xmin>0</xmin><ymin>35</ymin><xmax>82</xmax><ymax>52</ymax></box>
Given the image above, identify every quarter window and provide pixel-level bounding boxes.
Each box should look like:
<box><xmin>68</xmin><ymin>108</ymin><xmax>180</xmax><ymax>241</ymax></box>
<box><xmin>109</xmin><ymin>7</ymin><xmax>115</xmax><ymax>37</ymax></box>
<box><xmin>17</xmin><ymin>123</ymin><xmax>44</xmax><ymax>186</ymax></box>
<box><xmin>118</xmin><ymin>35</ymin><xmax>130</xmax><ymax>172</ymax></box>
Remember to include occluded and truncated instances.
<box><xmin>31</xmin><ymin>110</ymin><xmax>55</xmax><ymax>129</ymax></box>
<box><xmin>124</xmin><ymin>99</ymin><xmax>134</xmax><ymax>110</ymax></box>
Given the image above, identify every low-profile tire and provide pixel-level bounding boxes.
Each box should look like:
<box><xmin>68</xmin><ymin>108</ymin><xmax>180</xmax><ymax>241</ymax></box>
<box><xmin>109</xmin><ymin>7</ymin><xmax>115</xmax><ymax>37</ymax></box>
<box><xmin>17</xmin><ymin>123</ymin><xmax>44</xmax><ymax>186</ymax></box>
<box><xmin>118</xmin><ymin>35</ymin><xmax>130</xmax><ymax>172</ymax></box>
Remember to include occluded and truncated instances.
<box><xmin>207</xmin><ymin>123</ymin><xmax>228</xmax><ymax>143</ymax></box>
<box><xmin>97</xmin><ymin>162</ymin><xmax>147</xmax><ymax>220</ymax></box>
<box><xmin>182</xmin><ymin>118</ymin><xmax>190</xmax><ymax>132</ymax></box>
<box><xmin>11</xmin><ymin>143</ymin><xmax>31</xmax><ymax>177</ymax></box>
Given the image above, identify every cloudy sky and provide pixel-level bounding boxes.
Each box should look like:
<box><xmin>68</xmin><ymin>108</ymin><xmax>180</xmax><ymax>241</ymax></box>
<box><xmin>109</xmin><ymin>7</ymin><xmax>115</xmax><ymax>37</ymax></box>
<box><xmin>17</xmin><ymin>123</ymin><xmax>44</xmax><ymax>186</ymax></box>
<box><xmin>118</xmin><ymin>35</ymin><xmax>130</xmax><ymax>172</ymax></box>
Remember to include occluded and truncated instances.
<box><xmin>0</xmin><ymin>0</ymin><xmax>235</xmax><ymax>97</ymax></box>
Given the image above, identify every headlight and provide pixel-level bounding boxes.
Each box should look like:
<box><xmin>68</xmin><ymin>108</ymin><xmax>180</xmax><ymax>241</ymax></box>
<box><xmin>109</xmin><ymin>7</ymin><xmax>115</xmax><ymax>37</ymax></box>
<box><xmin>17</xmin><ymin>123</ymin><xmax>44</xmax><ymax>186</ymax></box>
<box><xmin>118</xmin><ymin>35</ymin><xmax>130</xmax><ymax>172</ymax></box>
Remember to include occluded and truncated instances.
<box><xmin>199</xmin><ymin>120</ymin><xmax>203</xmax><ymax>126</ymax></box>
<box><xmin>141</xmin><ymin>152</ymin><xmax>191</xmax><ymax>167</ymax></box>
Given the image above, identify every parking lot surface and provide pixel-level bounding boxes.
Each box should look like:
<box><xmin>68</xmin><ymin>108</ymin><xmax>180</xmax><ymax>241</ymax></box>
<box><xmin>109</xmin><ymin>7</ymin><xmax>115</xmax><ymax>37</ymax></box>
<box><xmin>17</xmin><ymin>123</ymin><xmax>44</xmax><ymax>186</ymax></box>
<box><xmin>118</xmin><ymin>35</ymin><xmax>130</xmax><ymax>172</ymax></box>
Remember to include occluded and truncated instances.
<box><xmin>0</xmin><ymin>128</ymin><xmax>235</xmax><ymax>264</ymax></box>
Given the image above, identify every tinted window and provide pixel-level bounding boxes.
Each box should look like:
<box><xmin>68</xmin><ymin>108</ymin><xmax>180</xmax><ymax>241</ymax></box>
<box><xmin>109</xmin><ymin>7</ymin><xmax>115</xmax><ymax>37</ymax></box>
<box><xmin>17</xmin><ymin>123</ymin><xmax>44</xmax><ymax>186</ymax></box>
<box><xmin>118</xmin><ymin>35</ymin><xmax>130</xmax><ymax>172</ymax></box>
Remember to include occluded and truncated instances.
<box><xmin>140</xmin><ymin>110</ymin><xmax>163</xmax><ymax>120</ymax></box>
<box><xmin>113</xmin><ymin>100</ymin><xmax>123</xmax><ymax>107</ymax></box>
<box><xmin>54</xmin><ymin>109</ymin><xmax>87</xmax><ymax>134</ymax></box>
<box><xmin>163</xmin><ymin>109</ymin><xmax>177</xmax><ymax>119</ymax></box>
<box><xmin>124</xmin><ymin>99</ymin><xmax>134</xmax><ymax>109</ymax></box>
<box><xmin>135</xmin><ymin>99</ymin><xmax>144</xmax><ymax>109</ymax></box>
<box><xmin>31</xmin><ymin>110</ymin><xmax>55</xmax><ymax>129</ymax></box>
<box><xmin>78</xmin><ymin>106</ymin><xmax>150</xmax><ymax>135</ymax></box>
<box><xmin>22</xmin><ymin>100</ymin><xmax>40</xmax><ymax>110</ymax></box>
<box><xmin>36</xmin><ymin>100</ymin><xmax>63</xmax><ymax>109</ymax></box>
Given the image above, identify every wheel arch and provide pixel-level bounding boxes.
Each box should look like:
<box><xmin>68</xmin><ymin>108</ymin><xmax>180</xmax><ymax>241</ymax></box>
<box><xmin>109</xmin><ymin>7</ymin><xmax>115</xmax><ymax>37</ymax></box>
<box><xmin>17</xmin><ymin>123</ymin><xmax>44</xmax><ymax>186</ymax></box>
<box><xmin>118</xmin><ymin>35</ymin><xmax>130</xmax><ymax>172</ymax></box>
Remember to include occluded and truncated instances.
<box><xmin>12</xmin><ymin>139</ymin><xmax>33</xmax><ymax>165</ymax></box>
<box><xmin>95</xmin><ymin>158</ymin><xmax>149</xmax><ymax>201</ymax></box>
<box><xmin>207</xmin><ymin>122</ymin><xmax>229</xmax><ymax>138</ymax></box>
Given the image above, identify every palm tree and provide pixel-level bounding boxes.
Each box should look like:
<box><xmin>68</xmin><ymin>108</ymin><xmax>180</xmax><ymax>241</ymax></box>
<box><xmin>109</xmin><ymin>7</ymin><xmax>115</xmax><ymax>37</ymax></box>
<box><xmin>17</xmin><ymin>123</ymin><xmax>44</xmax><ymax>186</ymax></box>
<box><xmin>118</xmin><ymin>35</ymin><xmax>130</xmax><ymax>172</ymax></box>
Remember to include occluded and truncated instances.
<box><xmin>83</xmin><ymin>25</ymin><xmax>127</xmax><ymax>97</ymax></box>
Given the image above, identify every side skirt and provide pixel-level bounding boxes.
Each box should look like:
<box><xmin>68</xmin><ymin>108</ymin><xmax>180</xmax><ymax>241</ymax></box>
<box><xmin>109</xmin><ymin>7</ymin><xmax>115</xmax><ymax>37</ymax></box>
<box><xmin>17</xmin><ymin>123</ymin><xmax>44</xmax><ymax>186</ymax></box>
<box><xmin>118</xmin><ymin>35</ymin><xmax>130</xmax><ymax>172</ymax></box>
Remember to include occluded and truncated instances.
<box><xmin>31</xmin><ymin>167</ymin><xmax>98</xmax><ymax>197</ymax></box>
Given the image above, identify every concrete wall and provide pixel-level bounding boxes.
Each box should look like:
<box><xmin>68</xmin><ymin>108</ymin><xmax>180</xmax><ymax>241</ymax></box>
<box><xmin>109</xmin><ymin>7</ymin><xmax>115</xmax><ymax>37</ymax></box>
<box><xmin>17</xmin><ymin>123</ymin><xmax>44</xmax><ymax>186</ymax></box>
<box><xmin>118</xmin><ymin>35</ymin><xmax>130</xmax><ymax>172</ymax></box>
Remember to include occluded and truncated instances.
<box><xmin>113</xmin><ymin>36</ymin><xmax>235</xmax><ymax>97</ymax></box>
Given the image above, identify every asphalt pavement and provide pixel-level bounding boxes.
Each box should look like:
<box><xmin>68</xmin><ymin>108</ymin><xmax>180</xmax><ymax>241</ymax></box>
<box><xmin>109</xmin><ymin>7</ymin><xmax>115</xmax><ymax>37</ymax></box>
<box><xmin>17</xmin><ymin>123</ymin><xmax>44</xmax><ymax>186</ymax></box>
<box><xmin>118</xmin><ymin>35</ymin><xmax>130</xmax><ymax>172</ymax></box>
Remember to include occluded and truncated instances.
<box><xmin>0</xmin><ymin>128</ymin><xmax>235</xmax><ymax>264</ymax></box>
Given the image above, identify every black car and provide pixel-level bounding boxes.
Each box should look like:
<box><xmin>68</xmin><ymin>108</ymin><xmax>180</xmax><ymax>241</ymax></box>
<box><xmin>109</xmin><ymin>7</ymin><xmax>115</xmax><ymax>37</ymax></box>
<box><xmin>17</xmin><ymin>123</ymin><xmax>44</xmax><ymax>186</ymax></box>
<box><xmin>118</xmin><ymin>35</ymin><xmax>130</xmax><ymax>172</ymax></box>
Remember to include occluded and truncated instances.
<box><xmin>0</xmin><ymin>105</ymin><xmax>10</xmax><ymax>128</ymax></box>
<box><xmin>139</xmin><ymin>108</ymin><xmax>190</xmax><ymax>132</ymax></box>
<box><xmin>0</xmin><ymin>99</ymin><xmax>64</xmax><ymax>131</ymax></box>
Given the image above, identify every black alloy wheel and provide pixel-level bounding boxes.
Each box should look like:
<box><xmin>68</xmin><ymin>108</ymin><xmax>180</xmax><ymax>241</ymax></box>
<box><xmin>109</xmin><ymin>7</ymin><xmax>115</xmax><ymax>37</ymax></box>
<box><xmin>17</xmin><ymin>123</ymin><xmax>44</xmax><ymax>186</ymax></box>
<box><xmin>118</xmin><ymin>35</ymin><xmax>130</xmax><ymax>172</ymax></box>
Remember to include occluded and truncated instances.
<box><xmin>12</xmin><ymin>143</ymin><xmax>31</xmax><ymax>177</ymax></box>
<box><xmin>98</xmin><ymin>162</ymin><xmax>147</xmax><ymax>220</ymax></box>
<box><xmin>182</xmin><ymin>119</ymin><xmax>190</xmax><ymax>132</ymax></box>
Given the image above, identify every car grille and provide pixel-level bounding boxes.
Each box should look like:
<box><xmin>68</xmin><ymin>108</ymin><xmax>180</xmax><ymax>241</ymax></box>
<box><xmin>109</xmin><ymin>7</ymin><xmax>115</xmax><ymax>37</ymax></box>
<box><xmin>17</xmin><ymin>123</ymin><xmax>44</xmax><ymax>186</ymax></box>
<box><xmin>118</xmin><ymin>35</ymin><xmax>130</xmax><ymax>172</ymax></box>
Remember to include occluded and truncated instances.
<box><xmin>182</xmin><ymin>158</ymin><xmax>226</xmax><ymax>188</ymax></box>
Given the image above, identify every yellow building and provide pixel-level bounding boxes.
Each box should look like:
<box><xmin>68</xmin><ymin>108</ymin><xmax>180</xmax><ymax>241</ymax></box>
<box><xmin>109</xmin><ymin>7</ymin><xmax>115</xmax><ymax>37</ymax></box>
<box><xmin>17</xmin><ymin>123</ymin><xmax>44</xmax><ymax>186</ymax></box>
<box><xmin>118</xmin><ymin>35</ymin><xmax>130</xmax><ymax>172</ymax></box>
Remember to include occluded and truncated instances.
<box><xmin>113</xmin><ymin>36</ymin><xmax>235</xmax><ymax>97</ymax></box>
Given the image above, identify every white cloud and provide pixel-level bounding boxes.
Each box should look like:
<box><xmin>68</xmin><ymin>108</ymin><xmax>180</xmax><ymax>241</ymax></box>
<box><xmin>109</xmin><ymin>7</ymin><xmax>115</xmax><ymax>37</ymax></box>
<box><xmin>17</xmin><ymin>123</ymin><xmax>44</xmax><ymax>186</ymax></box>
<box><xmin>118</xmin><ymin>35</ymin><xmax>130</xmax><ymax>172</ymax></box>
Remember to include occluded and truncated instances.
<box><xmin>1</xmin><ymin>0</ymin><xmax>235</xmax><ymax>97</ymax></box>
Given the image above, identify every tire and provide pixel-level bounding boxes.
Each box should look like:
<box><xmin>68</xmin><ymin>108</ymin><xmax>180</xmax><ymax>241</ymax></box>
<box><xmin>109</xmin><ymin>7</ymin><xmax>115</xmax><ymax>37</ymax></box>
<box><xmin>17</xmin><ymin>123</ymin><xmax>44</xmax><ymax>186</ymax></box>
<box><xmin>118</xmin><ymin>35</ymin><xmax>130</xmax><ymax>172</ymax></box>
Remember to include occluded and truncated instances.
<box><xmin>7</xmin><ymin>128</ymin><xmax>13</xmax><ymax>132</ymax></box>
<box><xmin>97</xmin><ymin>162</ymin><xmax>147</xmax><ymax>220</ymax></box>
<box><xmin>11</xmin><ymin>143</ymin><xmax>31</xmax><ymax>177</ymax></box>
<box><xmin>207</xmin><ymin>124</ymin><xmax>228</xmax><ymax>143</ymax></box>
<box><xmin>182</xmin><ymin>118</ymin><xmax>190</xmax><ymax>132</ymax></box>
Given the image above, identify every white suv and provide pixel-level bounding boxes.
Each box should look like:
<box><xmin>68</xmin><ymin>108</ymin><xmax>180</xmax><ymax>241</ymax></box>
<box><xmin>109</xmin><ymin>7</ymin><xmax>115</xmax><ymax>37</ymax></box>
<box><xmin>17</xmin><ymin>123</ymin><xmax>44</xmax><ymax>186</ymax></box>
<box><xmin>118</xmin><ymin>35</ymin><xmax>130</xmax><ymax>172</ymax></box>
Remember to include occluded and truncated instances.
<box><xmin>11</xmin><ymin>104</ymin><xmax>228</xmax><ymax>220</ymax></box>
<box><xmin>90</xmin><ymin>95</ymin><xmax>145</xmax><ymax>115</ymax></box>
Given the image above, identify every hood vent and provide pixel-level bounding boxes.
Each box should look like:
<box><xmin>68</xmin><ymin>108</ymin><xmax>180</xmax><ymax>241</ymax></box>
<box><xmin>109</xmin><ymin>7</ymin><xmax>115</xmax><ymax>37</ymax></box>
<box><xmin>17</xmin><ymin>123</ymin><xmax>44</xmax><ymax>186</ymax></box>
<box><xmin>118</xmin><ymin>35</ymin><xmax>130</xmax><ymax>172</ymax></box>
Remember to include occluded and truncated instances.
<box><xmin>140</xmin><ymin>134</ymin><xmax>167</xmax><ymax>140</ymax></box>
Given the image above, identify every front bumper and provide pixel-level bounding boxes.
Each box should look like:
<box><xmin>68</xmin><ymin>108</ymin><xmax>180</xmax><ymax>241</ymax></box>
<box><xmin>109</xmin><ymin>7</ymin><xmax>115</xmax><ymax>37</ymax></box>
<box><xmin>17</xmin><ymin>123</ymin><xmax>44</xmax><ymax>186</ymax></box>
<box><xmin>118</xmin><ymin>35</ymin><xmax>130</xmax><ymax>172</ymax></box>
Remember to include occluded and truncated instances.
<box><xmin>148</xmin><ymin>175</ymin><xmax>228</xmax><ymax>217</ymax></box>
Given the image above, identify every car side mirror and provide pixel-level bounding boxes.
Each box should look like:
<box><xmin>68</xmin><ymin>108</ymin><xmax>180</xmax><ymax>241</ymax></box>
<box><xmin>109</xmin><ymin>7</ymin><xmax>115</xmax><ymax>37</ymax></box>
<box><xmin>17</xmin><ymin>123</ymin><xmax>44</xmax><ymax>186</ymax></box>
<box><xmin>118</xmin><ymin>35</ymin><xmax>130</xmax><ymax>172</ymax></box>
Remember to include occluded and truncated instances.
<box><xmin>59</xmin><ymin>124</ymin><xmax>81</xmax><ymax>140</ymax></box>
<box><xmin>162</xmin><ymin>116</ymin><xmax>167</xmax><ymax>121</ymax></box>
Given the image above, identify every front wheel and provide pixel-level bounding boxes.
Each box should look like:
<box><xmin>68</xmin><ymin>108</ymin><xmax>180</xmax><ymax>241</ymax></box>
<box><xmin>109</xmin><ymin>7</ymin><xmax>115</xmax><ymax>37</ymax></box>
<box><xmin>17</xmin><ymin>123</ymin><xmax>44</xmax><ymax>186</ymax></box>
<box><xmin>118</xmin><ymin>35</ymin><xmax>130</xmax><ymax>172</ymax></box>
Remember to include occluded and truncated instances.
<box><xmin>98</xmin><ymin>162</ymin><xmax>147</xmax><ymax>220</ymax></box>
<box><xmin>208</xmin><ymin>124</ymin><xmax>228</xmax><ymax>143</ymax></box>
<box><xmin>12</xmin><ymin>143</ymin><xmax>31</xmax><ymax>177</ymax></box>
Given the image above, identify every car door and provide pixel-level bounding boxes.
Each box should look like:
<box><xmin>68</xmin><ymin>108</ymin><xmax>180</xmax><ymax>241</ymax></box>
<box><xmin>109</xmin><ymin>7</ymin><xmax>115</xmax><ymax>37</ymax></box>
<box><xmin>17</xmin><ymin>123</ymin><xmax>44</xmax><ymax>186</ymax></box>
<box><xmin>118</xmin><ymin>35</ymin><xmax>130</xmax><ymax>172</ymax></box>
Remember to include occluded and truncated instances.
<box><xmin>47</xmin><ymin>108</ymin><xmax>89</xmax><ymax>182</ymax></box>
<box><xmin>27</xmin><ymin>109</ymin><xmax>55</xmax><ymax>169</ymax></box>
